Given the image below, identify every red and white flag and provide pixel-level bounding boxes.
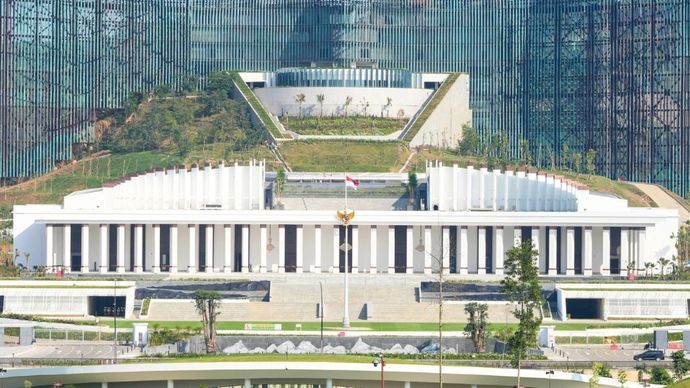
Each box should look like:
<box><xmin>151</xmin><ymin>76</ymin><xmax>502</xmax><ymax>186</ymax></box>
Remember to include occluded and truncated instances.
<box><xmin>345</xmin><ymin>176</ymin><xmax>360</xmax><ymax>190</ymax></box>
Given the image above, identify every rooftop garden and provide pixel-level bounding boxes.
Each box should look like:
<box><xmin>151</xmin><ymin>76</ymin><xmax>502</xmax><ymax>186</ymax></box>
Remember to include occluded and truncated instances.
<box><xmin>281</xmin><ymin>116</ymin><xmax>405</xmax><ymax>136</ymax></box>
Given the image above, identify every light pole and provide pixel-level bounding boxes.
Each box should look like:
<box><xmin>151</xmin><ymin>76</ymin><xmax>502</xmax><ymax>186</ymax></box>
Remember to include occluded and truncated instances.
<box><xmin>336</xmin><ymin>209</ymin><xmax>354</xmax><ymax>329</ymax></box>
<box><xmin>546</xmin><ymin>370</ymin><xmax>554</xmax><ymax>388</ymax></box>
<box><xmin>373</xmin><ymin>354</ymin><xmax>385</xmax><ymax>388</ymax></box>
<box><xmin>319</xmin><ymin>281</ymin><xmax>324</xmax><ymax>353</ymax></box>
<box><xmin>113</xmin><ymin>278</ymin><xmax>118</xmax><ymax>364</ymax></box>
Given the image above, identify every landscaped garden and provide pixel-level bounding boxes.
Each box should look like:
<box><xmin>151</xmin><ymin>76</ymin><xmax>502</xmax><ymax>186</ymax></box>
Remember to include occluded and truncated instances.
<box><xmin>281</xmin><ymin>116</ymin><xmax>406</xmax><ymax>136</ymax></box>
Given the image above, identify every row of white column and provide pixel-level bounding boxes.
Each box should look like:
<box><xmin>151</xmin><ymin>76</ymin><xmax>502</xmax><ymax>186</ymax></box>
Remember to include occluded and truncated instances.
<box><xmin>45</xmin><ymin>223</ymin><xmax>644</xmax><ymax>276</ymax></box>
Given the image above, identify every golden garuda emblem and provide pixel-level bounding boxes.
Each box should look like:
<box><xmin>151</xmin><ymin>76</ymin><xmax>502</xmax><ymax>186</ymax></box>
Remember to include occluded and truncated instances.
<box><xmin>336</xmin><ymin>209</ymin><xmax>355</xmax><ymax>225</ymax></box>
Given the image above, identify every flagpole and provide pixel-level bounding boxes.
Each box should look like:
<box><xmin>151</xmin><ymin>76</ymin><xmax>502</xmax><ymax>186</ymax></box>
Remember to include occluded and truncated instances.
<box><xmin>343</xmin><ymin>176</ymin><xmax>350</xmax><ymax>328</ymax></box>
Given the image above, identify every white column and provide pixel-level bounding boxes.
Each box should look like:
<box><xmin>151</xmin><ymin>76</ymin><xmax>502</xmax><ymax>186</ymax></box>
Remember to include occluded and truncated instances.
<box><xmin>477</xmin><ymin>226</ymin><xmax>486</xmax><ymax>275</ymax></box>
<box><xmin>583</xmin><ymin>227</ymin><xmax>593</xmax><ymax>276</ymax></box>
<box><xmin>134</xmin><ymin>225</ymin><xmax>144</xmax><ymax>273</ymax></box>
<box><xmin>170</xmin><ymin>224</ymin><xmax>178</xmax><ymax>273</ymax></box>
<box><xmin>513</xmin><ymin>227</ymin><xmax>522</xmax><ymax>247</ymax></box>
<box><xmin>466</xmin><ymin>166</ymin><xmax>473</xmax><ymax>209</ymax></box>
<box><xmin>442</xmin><ymin>226</ymin><xmax>450</xmax><ymax>275</ymax></box>
<box><xmin>406</xmin><ymin>226</ymin><xmax>414</xmax><ymax>274</ymax></box>
<box><xmin>205</xmin><ymin>225</ymin><xmax>214</xmax><ymax>273</ymax></box>
<box><xmin>537</xmin><ymin>227</ymin><xmax>547</xmax><ymax>274</ymax></box>
<box><xmin>296</xmin><ymin>225</ymin><xmax>304</xmax><ymax>273</ymax></box>
<box><xmin>332</xmin><ymin>225</ymin><xmax>340</xmax><ymax>273</ymax></box>
<box><xmin>241</xmin><ymin>225</ymin><xmax>249</xmax><ymax>273</ymax></box>
<box><xmin>351</xmin><ymin>226</ymin><xmax>359</xmax><ymax>273</ymax></box>
<box><xmin>459</xmin><ymin>226</ymin><xmax>469</xmax><ymax>275</ymax></box>
<box><xmin>548</xmin><ymin>227</ymin><xmax>558</xmax><ymax>275</ymax></box>
<box><xmin>531</xmin><ymin>227</ymin><xmax>541</xmax><ymax>271</ymax></box>
<box><xmin>153</xmin><ymin>224</ymin><xmax>161</xmax><ymax>273</ymax></box>
<box><xmin>494</xmin><ymin>227</ymin><xmax>504</xmax><ymax>275</ymax></box>
<box><xmin>601</xmin><ymin>227</ymin><xmax>611</xmax><ymax>275</ymax></box>
<box><xmin>116</xmin><ymin>224</ymin><xmax>125</xmax><ymax>273</ymax></box>
<box><xmin>167</xmin><ymin>380</ymin><xmax>174</xmax><ymax>388</ymax></box>
<box><xmin>260</xmin><ymin>225</ymin><xmax>268</xmax><ymax>273</ymax></box>
<box><xmin>638</xmin><ymin>228</ymin><xmax>646</xmax><ymax>275</ymax></box>
<box><xmin>369</xmin><ymin>226</ymin><xmax>377</xmax><ymax>273</ymax></box>
<box><xmin>99</xmin><ymin>224</ymin><xmax>108</xmax><ymax>273</ymax></box>
<box><xmin>424</xmin><ymin>226</ymin><xmax>432</xmax><ymax>274</ymax></box>
<box><xmin>188</xmin><ymin>224</ymin><xmax>197</xmax><ymax>273</ymax></box>
<box><xmin>46</xmin><ymin>224</ymin><xmax>54</xmax><ymax>272</ymax></box>
<box><xmin>620</xmin><ymin>228</ymin><xmax>629</xmax><ymax>276</ymax></box>
<box><xmin>313</xmin><ymin>225</ymin><xmax>322</xmax><ymax>273</ymax></box>
<box><xmin>387</xmin><ymin>226</ymin><xmax>395</xmax><ymax>274</ymax></box>
<box><xmin>566</xmin><ymin>227</ymin><xmax>575</xmax><ymax>276</ymax></box>
<box><xmin>244</xmin><ymin>379</ymin><xmax>251</xmax><ymax>388</ymax></box>
<box><xmin>224</xmin><ymin>225</ymin><xmax>233</xmax><ymax>273</ymax></box>
<box><xmin>278</xmin><ymin>225</ymin><xmax>286</xmax><ymax>273</ymax></box>
<box><xmin>63</xmin><ymin>224</ymin><xmax>71</xmax><ymax>272</ymax></box>
<box><xmin>81</xmin><ymin>225</ymin><xmax>90</xmax><ymax>273</ymax></box>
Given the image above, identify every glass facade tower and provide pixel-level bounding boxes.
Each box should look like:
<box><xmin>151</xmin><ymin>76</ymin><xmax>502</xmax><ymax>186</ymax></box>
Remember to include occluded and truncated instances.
<box><xmin>1</xmin><ymin>0</ymin><xmax>689</xmax><ymax>195</ymax></box>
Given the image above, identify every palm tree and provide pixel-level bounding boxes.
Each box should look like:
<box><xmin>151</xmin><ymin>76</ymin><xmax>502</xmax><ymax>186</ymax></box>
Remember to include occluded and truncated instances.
<box><xmin>316</xmin><ymin>94</ymin><xmax>325</xmax><ymax>119</ymax></box>
<box><xmin>343</xmin><ymin>96</ymin><xmax>353</xmax><ymax>119</ymax></box>
<box><xmin>658</xmin><ymin>257</ymin><xmax>670</xmax><ymax>279</ymax></box>
<box><xmin>383</xmin><ymin>97</ymin><xmax>393</xmax><ymax>117</ymax></box>
<box><xmin>294</xmin><ymin>93</ymin><xmax>306</xmax><ymax>119</ymax></box>
<box><xmin>646</xmin><ymin>262</ymin><xmax>656</xmax><ymax>278</ymax></box>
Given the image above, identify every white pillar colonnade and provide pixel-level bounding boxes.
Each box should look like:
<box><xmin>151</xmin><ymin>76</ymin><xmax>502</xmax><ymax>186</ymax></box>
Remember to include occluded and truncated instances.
<box><xmin>40</xmin><ymin>222</ymin><xmax>646</xmax><ymax>277</ymax></box>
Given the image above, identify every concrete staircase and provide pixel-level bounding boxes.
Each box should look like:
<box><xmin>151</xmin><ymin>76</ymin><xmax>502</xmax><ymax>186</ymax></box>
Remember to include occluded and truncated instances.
<box><xmin>146</xmin><ymin>274</ymin><xmax>517</xmax><ymax>323</ymax></box>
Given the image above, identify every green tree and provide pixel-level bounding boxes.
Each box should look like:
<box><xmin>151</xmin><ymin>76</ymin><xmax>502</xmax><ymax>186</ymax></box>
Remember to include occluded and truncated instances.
<box><xmin>193</xmin><ymin>289</ymin><xmax>221</xmax><ymax>353</ymax></box>
<box><xmin>500</xmin><ymin>241</ymin><xmax>543</xmax><ymax>386</ymax></box>
<box><xmin>24</xmin><ymin>380</ymin><xmax>32</xmax><ymax>388</ymax></box>
<box><xmin>181</xmin><ymin>75</ymin><xmax>198</xmax><ymax>94</ymax></box>
<box><xmin>573</xmin><ymin>152</ymin><xmax>583</xmax><ymax>178</ymax></box>
<box><xmin>592</xmin><ymin>362</ymin><xmax>612</xmax><ymax>378</ymax></box>
<box><xmin>589</xmin><ymin>364</ymin><xmax>600</xmax><ymax>388</ymax></box>
<box><xmin>458</xmin><ymin>124</ymin><xmax>480</xmax><ymax>156</ymax></box>
<box><xmin>658</xmin><ymin>257</ymin><xmax>670</xmax><ymax>279</ymax></box>
<box><xmin>316</xmin><ymin>94</ymin><xmax>325</xmax><ymax>120</ymax></box>
<box><xmin>561</xmin><ymin>143</ymin><xmax>570</xmax><ymax>170</ymax></box>
<box><xmin>206</xmin><ymin>71</ymin><xmax>235</xmax><ymax>95</ymax></box>
<box><xmin>153</xmin><ymin>84</ymin><xmax>172</xmax><ymax>98</ymax></box>
<box><xmin>586</xmin><ymin>149</ymin><xmax>597</xmax><ymax>180</ymax></box>
<box><xmin>343</xmin><ymin>96</ymin><xmax>353</xmax><ymax>118</ymax></box>
<box><xmin>295</xmin><ymin>93</ymin><xmax>306</xmax><ymax>119</ymax></box>
<box><xmin>383</xmin><ymin>97</ymin><xmax>393</xmax><ymax>117</ymax></box>
<box><xmin>519</xmin><ymin>139</ymin><xmax>532</xmax><ymax>168</ymax></box>
<box><xmin>672</xmin><ymin>350</ymin><xmax>690</xmax><ymax>380</ymax></box>
<box><xmin>407</xmin><ymin>172</ymin><xmax>418</xmax><ymax>208</ymax></box>
<box><xmin>464</xmin><ymin>302</ymin><xmax>489</xmax><ymax>352</ymax></box>
<box><xmin>617</xmin><ymin>370</ymin><xmax>628</xmax><ymax>388</ymax></box>
<box><xmin>650</xmin><ymin>367</ymin><xmax>673</xmax><ymax>385</ymax></box>
<box><xmin>275</xmin><ymin>168</ymin><xmax>286</xmax><ymax>205</ymax></box>
<box><xmin>671</xmin><ymin>220</ymin><xmax>690</xmax><ymax>276</ymax></box>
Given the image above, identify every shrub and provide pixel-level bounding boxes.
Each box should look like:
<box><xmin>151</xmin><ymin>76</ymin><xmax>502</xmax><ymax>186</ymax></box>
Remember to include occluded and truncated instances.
<box><xmin>650</xmin><ymin>367</ymin><xmax>673</xmax><ymax>385</ymax></box>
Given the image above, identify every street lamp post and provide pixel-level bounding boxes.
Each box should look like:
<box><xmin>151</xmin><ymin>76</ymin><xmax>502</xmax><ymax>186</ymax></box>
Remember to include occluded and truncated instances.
<box><xmin>336</xmin><ymin>209</ymin><xmax>354</xmax><ymax>329</ymax></box>
<box><xmin>373</xmin><ymin>354</ymin><xmax>385</xmax><ymax>388</ymax></box>
<box><xmin>113</xmin><ymin>279</ymin><xmax>118</xmax><ymax>364</ymax></box>
<box><xmin>546</xmin><ymin>370</ymin><xmax>555</xmax><ymax>388</ymax></box>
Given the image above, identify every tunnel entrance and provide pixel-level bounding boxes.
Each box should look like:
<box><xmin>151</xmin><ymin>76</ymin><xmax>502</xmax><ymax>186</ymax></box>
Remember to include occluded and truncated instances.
<box><xmin>565</xmin><ymin>298</ymin><xmax>604</xmax><ymax>319</ymax></box>
<box><xmin>88</xmin><ymin>296</ymin><xmax>126</xmax><ymax>317</ymax></box>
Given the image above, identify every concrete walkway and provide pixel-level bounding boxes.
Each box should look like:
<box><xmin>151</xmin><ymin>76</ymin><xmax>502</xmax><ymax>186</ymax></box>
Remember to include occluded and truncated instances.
<box><xmin>631</xmin><ymin>182</ymin><xmax>690</xmax><ymax>223</ymax></box>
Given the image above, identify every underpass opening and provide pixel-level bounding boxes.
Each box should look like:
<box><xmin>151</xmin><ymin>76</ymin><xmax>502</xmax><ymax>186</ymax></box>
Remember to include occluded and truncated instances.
<box><xmin>88</xmin><ymin>296</ymin><xmax>126</xmax><ymax>317</ymax></box>
<box><xmin>566</xmin><ymin>298</ymin><xmax>604</xmax><ymax>319</ymax></box>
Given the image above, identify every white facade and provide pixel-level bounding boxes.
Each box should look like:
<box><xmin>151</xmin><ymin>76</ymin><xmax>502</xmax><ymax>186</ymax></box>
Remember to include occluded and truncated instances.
<box><xmin>13</xmin><ymin>161</ymin><xmax>678</xmax><ymax>277</ymax></box>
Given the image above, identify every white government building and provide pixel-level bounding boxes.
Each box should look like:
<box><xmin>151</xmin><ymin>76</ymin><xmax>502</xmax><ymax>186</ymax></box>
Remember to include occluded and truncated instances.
<box><xmin>13</xmin><ymin>161</ymin><xmax>678</xmax><ymax>277</ymax></box>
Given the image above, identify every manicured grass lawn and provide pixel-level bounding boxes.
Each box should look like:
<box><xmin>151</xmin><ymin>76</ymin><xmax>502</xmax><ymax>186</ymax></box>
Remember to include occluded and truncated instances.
<box><xmin>669</xmin><ymin>378</ymin><xmax>690</xmax><ymax>388</ymax></box>
<box><xmin>279</xmin><ymin>140</ymin><xmax>410</xmax><ymax>172</ymax></box>
<box><xmin>282</xmin><ymin>116</ymin><xmax>406</xmax><ymax>136</ymax></box>
<box><xmin>90</xmin><ymin>319</ymin><xmax>673</xmax><ymax>332</ymax></box>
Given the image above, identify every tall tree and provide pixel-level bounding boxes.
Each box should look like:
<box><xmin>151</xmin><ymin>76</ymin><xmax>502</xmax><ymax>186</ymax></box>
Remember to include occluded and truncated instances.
<box><xmin>519</xmin><ymin>139</ymin><xmax>532</xmax><ymax>168</ymax></box>
<box><xmin>294</xmin><ymin>93</ymin><xmax>306</xmax><ymax>119</ymax></box>
<box><xmin>343</xmin><ymin>96</ymin><xmax>353</xmax><ymax>118</ymax></box>
<box><xmin>672</xmin><ymin>350</ymin><xmax>690</xmax><ymax>380</ymax></box>
<box><xmin>193</xmin><ymin>290</ymin><xmax>222</xmax><ymax>353</ymax></box>
<box><xmin>316</xmin><ymin>94</ymin><xmax>325</xmax><ymax>120</ymax></box>
<box><xmin>458</xmin><ymin>124</ymin><xmax>480</xmax><ymax>156</ymax></box>
<box><xmin>573</xmin><ymin>152</ymin><xmax>583</xmax><ymax>178</ymax></box>
<box><xmin>275</xmin><ymin>168</ymin><xmax>286</xmax><ymax>206</ymax></box>
<box><xmin>586</xmin><ymin>149</ymin><xmax>597</xmax><ymax>180</ymax></box>
<box><xmin>407</xmin><ymin>172</ymin><xmax>418</xmax><ymax>208</ymax></box>
<box><xmin>658</xmin><ymin>257</ymin><xmax>670</xmax><ymax>278</ymax></box>
<box><xmin>501</xmin><ymin>241</ymin><xmax>543</xmax><ymax>387</ymax></box>
<box><xmin>464</xmin><ymin>302</ymin><xmax>489</xmax><ymax>352</ymax></box>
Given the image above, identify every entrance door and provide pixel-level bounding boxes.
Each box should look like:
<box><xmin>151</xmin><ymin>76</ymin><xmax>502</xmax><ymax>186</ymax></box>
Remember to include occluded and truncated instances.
<box><xmin>70</xmin><ymin>224</ymin><xmax>82</xmax><ymax>272</ymax></box>
<box><xmin>338</xmin><ymin>225</ymin><xmax>353</xmax><ymax>273</ymax></box>
<box><xmin>285</xmin><ymin>225</ymin><xmax>297</xmax><ymax>272</ymax></box>
<box><xmin>394</xmin><ymin>226</ymin><xmax>407</xmax><ymax>273</ymax></box>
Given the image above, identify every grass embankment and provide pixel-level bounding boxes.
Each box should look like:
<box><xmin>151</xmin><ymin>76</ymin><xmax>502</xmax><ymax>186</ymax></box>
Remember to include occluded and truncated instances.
<box><xmin>230</xmin><ymin>73</ymin><xmax>283</xmax><ymax>139</ymax></box>
<box><xmin>282</xmin><ymin>116</ymin><xmax>405</xmax><ymax>136</ymax></box>
<box><xmin>669</xmin><ymin>378</ymin><xmax>690</xmax><ymax>388</ymax></box>
<box><xmin>402</xmin><ymin>73</ymin><xmax>460</xmax><ymax>142</ymax></box>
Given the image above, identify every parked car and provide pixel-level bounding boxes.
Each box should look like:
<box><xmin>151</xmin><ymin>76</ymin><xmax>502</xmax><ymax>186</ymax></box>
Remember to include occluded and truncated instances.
<box><xmin>634</xmin><ymin>350</ymin><xmax>665</xmax><ymax>361</ymax></box>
